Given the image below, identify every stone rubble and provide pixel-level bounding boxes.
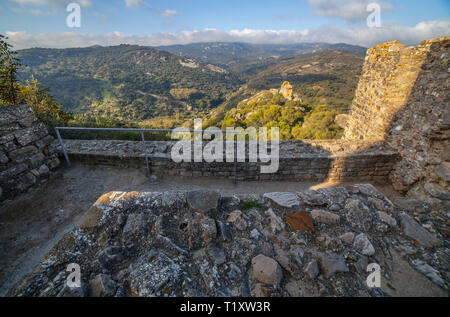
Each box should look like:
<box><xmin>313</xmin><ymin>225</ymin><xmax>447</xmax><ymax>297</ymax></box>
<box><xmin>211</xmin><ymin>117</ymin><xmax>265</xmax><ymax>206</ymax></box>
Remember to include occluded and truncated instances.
<box><xmin>7</xmin><ymin>185</ymin><xmax>449</xmax><ymax>297</ymax></box>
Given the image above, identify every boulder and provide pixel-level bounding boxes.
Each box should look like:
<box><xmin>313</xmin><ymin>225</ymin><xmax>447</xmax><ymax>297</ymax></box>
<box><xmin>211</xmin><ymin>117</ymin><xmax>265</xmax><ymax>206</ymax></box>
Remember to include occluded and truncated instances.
<box><xmin>186</xmin><ymin>190</ymin><xmax>220</xmax><ymax>215</ymax></box>
<box><xmin>316</xmin><ymin>252</ymin><xmax>349</xmax><ymax>278</ymax></box>
<box><xmin>311</xmin><ymin>209</ymin><xmax>340</xmax><ymax>225</ymax></box>
<box><xmin>339</xmin><ymin>232</ymin><xmax>355</xmax><ymax>245</ymax></box>
<box><xmin>411</xmin><ymin>259</ymin><xmax>445</xmax><ymax>288</ymax></box>
<box><xmin>400</xmin><ymin>213</ymin><xmax>440</xmax><ymax>248</ymax></box>
<box><xmin>435</xmin><ymin>162</ymin><xmax>450</xmax><ymax>182</ymax></box>
<box><xmin>304</xmin><ymin>260</ymin><xmax>320</xmax><ymax>279</ymax></box>
<box><xmin>263</xmin><ymin>192</ymin><xmax>301</xmax><ymax>210</ymax></box>
<box><xmin>251</xmin><ymin>254</ymin><xmax>282</xmax><ymax>286</ymax></box>
<box><xmin>88</xmin><ymin>274</ymin><xmax>116</xmax><ymax>297</ymax></box>
<box><xmin>353</xmin><ymin>233</ymin><xmax>375</xmax><ymax>256</ymax></box>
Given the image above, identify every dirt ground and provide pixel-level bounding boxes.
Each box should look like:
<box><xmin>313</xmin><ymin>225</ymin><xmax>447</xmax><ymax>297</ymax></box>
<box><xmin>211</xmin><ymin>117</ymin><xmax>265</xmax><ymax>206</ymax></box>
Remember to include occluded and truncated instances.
<box><xmin>0</xmin><ymin>162</ymin><xmax>446</xmax><ymax>296</ymax></box>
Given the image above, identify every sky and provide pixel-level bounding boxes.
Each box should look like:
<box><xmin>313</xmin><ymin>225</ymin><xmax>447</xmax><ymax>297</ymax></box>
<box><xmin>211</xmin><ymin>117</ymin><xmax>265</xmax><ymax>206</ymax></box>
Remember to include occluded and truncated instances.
<box><xmin>0</xmin><ymin>0</ymin><xmax>449</xmax><ymax>49</ymax></box>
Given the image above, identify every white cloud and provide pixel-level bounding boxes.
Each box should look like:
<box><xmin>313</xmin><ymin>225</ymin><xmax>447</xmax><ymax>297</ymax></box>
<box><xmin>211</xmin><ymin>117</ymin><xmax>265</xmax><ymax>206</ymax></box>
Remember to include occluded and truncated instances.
<box><xmin>77</xmin><ymin>0</ymin><xmax>91</xmax><ymax>7</ymax></box>
<box><xmin>10</xmin><ymin>0</ymin><xmax>65</xmax><ymax>5</ymax></box>
<box><xmin>11</xmin><ymin>6</ymin><xmax>56</xmax><ymax>15</ymax></box>
<box><xmin>308</xmin><ymin>0</ymin><xmax>394</xmax><ymax>23</ymax></box>
<box><xmin>10</xmin><ymin>0</ymin><xmax>91</xmax><ymax>7</ymax></box>
<box><xmin>5</xmin><ymin>19</ymin><xmax>449</xmax><ymax>50</ymax></box>
<box><xmin>160</xmin><ymin>9</ymin><xmax>178</xmax><ymax>17</ymax></box>
<box><xmin>124</xmin><ymin>0</ymin><xmax>146</xmax><ymax>8</ymax></box>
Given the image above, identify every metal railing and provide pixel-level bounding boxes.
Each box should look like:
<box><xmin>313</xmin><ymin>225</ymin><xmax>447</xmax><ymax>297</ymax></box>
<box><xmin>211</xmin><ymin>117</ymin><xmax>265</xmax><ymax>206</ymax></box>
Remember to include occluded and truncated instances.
<box><xmin>54</xmin><ymin>127</ymin><xmax>240</xmax><ymax>183</ymax></box>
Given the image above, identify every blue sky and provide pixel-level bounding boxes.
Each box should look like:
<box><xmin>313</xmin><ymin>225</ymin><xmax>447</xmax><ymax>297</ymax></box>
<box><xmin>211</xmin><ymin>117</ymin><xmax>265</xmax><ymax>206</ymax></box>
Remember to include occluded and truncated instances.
<box><xmin>1</xmin><ymin>0</ymin><xmax>449</xmax><ymax>49</ymax></box>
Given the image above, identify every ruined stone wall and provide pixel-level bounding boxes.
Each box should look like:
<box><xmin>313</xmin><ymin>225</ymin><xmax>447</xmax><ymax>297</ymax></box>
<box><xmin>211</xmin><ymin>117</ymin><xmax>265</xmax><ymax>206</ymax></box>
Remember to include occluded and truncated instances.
<box><xmin>0</xmin><ymin>105</ymin><xmax>61</xmax><ymax>200</ymax></box>
<box><xmin>340</xmin><ymin>37</ymin><xmax>449</xmax><ymax>203</ymax></box>
<box><xmin>63</xmin><ymin>139</ymin><xmax>398</xmax><ymax>183</ymax></box>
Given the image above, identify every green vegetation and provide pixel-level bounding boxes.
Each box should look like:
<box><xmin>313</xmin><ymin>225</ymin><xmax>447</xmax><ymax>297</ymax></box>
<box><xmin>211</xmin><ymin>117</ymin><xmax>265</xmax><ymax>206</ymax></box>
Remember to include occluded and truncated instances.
<box><xmin>17</xmin><ymin>45</ymin><xmax>242</xmax><ymax>121</ymax></box>
<box><xmin>221</xmin><ymin>88</ymin><xmax>343</xmax><ymax>140</ymax></box>
<box><xmin>0</xmin><ymin>34</ymin><xmax>21</xmax><ymax>105</ymax></box>
<box><xmin>4</xmin><ymin>40</ymin><xmax>366</xmax><ymax>141</ymax></box>
<box><xmin>245</xmin><ymin>50</ymin><xmax>364</xmax><ymax>111</ymax></box>
<box><xmin>0</xmin><ymin>35</ymin><xmax>72</xmax><ymax>134</ymax></box>
<box><xmin>156</xmin><ymin>42</ymin><xmax>366</xmax><ymax>67</ymax></box>
<box><xmin>239</xmin><ymin>200</ymin><xmax>268</xmax><ymax>211</ymax></box>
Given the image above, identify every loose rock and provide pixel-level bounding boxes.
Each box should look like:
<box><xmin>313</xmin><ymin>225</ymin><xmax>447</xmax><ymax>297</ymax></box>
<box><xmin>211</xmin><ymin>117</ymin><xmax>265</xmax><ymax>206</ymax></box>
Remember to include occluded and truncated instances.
<box><xmin>251</xmin><ymin>254</ymin><xmax>282</xmax><ymax>286</ymax></box>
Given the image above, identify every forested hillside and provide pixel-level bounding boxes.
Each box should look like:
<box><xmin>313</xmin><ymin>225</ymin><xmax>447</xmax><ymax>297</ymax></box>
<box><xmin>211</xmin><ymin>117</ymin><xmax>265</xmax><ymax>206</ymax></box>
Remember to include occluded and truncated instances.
<box><xmin>244</xmin><ymin>50</ymin><xmax>365</xmax><ymax>111</ymax></box>
<box><xmin>155</xmin><ymin>42</ymin><xmax>366</xmax><ymax>66</ymax></box>
<box><xmin>15</xmin><ymin>43</ymin><xmax>366</xmax><ymax>139</ymax></box>
<box><xmin>17</xmin><ymin>45</ymin><xmax>241</xmax><ymax>121</ymax></box>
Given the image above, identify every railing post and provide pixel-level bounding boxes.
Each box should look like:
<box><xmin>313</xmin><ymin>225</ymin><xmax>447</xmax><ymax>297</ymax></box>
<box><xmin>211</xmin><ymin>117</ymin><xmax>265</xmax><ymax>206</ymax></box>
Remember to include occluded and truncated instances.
<box><xmin>140</xmin><ymin>131</ymin><xmax>150</xmax><ymax>176</ymax></box>
<box><xmin>55</xmin><ymin>128</ymin><xmax>71</xmax><ymax>167</ymax></box>
<box><xmin>234</xmin><ymin>135</ymin><xmax>237</xmax><ymax>185</ymax></box>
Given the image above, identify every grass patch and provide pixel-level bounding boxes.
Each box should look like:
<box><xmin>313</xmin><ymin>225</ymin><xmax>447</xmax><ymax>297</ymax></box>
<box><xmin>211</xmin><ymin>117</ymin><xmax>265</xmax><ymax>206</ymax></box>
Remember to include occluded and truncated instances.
<box><xmin>239</xmin><ymin>200</ymin><xmax>268</xmax><ymax>211</ymax></box>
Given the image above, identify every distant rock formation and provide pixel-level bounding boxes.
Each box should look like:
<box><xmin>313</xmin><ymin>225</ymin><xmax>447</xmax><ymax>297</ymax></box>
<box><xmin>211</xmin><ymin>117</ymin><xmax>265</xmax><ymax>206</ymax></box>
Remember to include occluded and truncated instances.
<box><xmin>279</xmin><ymin>81</ymin><xmax>301</xmax><ymax>101</ymax></box>
<box><xmin>279</xmin><ymin>81</ymin><xmax>293</xmax><ymax>99</ymax></box>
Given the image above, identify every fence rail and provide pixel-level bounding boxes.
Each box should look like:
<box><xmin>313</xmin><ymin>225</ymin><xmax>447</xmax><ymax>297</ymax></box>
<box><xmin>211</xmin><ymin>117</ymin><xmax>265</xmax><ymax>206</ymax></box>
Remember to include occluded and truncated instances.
<box><xmin>54</xmin><ymin>127</ymin><xmax>239</xmax><ymax>183</ymax></box>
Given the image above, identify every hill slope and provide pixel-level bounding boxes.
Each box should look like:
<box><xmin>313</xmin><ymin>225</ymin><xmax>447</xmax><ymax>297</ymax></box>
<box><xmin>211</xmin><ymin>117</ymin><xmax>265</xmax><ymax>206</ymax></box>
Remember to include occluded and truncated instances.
<box><xmin>17</xmin><ymin>45</ymin><xmax>241</xmax><ymax>120</ymax></box>
<box><xmin>155</xmin><ymin>42</ymin><xmax>366</xmax><ymax>66</ymax></box>
<box><xmin>16</xmin><ymin>44</ymin><xmax>365</xmax><ymax>136</ymax></box>
<box><xmin>245</xmin><ymin>50</ymin><xmax>365</xmax><ymax>109</ymax></box>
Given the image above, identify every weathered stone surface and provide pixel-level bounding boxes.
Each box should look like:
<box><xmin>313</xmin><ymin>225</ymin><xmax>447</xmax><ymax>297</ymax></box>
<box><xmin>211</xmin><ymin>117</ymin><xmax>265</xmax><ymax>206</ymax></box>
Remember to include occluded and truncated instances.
<box><xmin>8</xmin><ymin>145</ymin><xmax>39</xmax><ymax>161</ymax></box>
<box><xmin>424</xmin><ymin>182</ymin><xmax>450</xmax><ymax>200</ymax></box>
<box><xmin>400</xmin><ymin>213</ymin><xmax>440</xmax><ymax>248</ymax></box>
<box><xmin>216</xmin><ymin>220</ymin><xmax>233</xmax><ymax>242</ymax></box>
<box><xmin>129</xmin><ymin>251</ymin><xmax>181</xmax><ymax>297</ymax></box>
<box><xmin>296</xmin><ymin>190</ymin><xmax>327</xmax><ymax>206</ymax></box>
<box><xmin>345</xmin><ymin>199</ymin><xmax>373</xmax><ymax>231</ymax></box>
<box><xmin>188</xmin><ymin>213</ymin><xmax>217</xmax><ymax>249</ymax></box>
<box><xmin>339</xmin><ymin>232</ymin><xmax>355</xmax><ymax>245</ymax></box>
<box><xmin>353</xmin><ymin>233</ymin><xmax>375</xmax><ymax>256</ymax></box>
<box><xmin>435</xmin><ymin>162</ymin><xmax>450</xmax><ymax>182</ymax></box>
<box><xmin>63</xmin><ymin>138</ymin><xmax>398</xmax><ymax>185</ymax></box>
<box><xmin>0</xmin><ymin>105</ymin><xmax>59</xmax><ymax>200</ymax></box>
<box><xmin>206</xmin><ymin>243</ymin><xmax>227</xmax><ymax>265</ymax></box>
<box><xmin>411</xmin><ymin>259</ymin><xmax>445</xmax><ymax>288</ymax></box>
<box><xmin>391</xmin><ymin>196</ymin><xmax>426</xmax><ymax>213</ymax></box>
<box><xmin>340</xmin><ymin>38</ymin><xmax>449</xmax><ymax>203</ymax></box>
<box><xmin>316</xmin><ymin>252</ymin><xmax>349</xmax><ymax>278</ymax></box>
<box><xmin>251</xmin><ymin>254</ymin><xmax>282</xmax><ymax>286</ymax></box>
<box><xmin>89</xmin><ymin>274</ymin><xmax>117</xmax><ymax>297</ymax></box>
<box><xmin>14</xmin><ymin>123</ymin><xmax>47</xmax><ymax>146</ymax></box>
<box><xmin>311</xmin><ymin>209</ymin><xmax>340</xmax><ymax>225</ymax></box>
<box><xmin>186</xmin><ymin>190</ymin><xmax>220</xmax><ymax>214</ymax></box>
<box><xmin>8</xmin><ymin>184</ymin><xmax>447</xmax><ymax>297</ymax></box>
<box><xmin>264</xmin><ymin>192</ymin><xmax>301</xmax><ymax>210</ymax></box>
<box><xmin>304</xmin><ymin>260</ymin><xmax>320</xmax><ymax>280</ymax></box>
<box><xmin>123</xmin><ymin>213</ymin><xmax>149</xmax><ymax>237</ymax></box>
<box><xmin>227</xmin><ymin>210</ymin><xmax>247</xmax><ymax>230</ymax></box>
<box><xmin>98</xmin><ymin>246</ymin><xmax>125</xmax><ymax>270</ymax></box>
<box><xmin>265</xmin><ymin>208</ymin><xmax>285</xmax><ymax>233</ymax></box>
<box><xmin>286</xmin><ymin>211</ymin><xmax>314</xmax><ymax>232</ymax></box>
<box><xmin>377</xmin><ymin>211</ymin><xmax>397</xmax><ymax>227</ymax></box>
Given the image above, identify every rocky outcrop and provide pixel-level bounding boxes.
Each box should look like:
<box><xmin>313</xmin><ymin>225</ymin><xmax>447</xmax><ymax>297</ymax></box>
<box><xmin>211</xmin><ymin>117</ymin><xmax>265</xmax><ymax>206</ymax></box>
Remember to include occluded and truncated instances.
<box><xmin>279</xmin><ymin>81</ymin><xmax>301</xmax><ymax>101</ymax></box>
<box><xmin>0</xmin><ymin>105</ymin><xmax>61</xmax><ymax>200</ymax></box>
<box><xmin>8</xmin><ymin>185</ymin><xmax>448</xmax><ymax>297</ymax></box>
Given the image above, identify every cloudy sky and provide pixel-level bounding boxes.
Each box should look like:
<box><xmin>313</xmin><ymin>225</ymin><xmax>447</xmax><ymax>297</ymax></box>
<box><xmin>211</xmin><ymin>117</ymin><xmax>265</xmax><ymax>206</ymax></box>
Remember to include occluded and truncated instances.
<box><xmin>0</xmin><ymin>0</ymin><xmax>449</xmax><ymax>49</ymax></box>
